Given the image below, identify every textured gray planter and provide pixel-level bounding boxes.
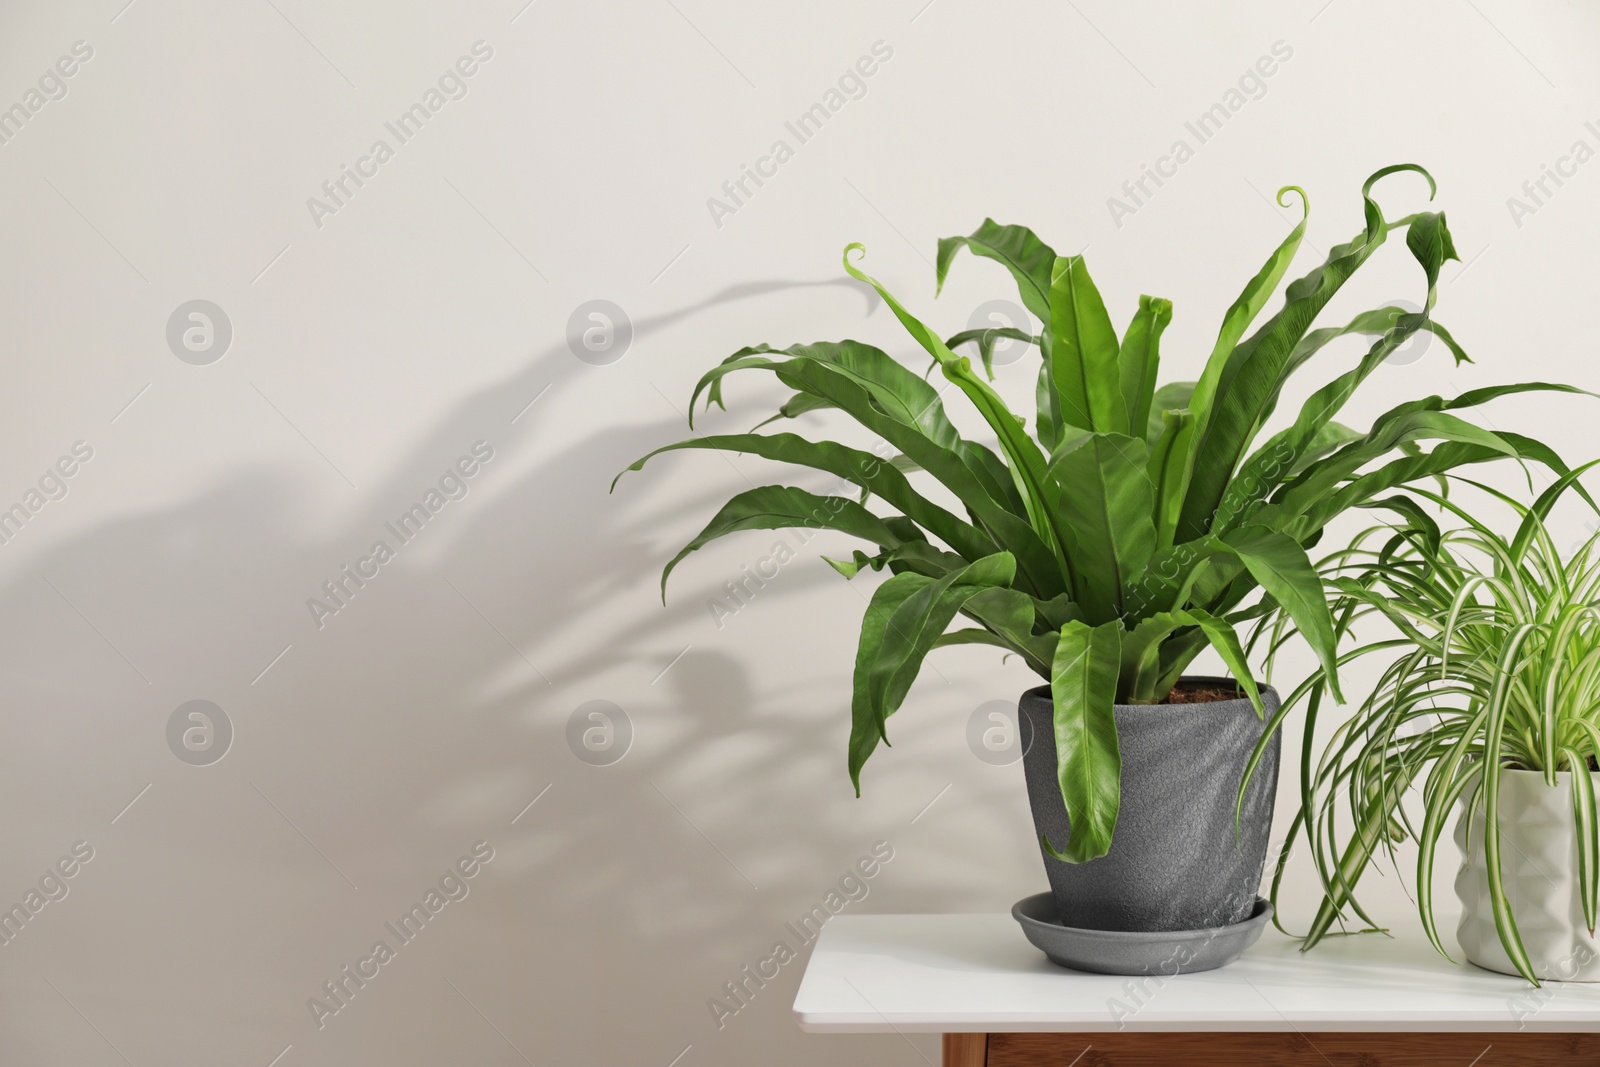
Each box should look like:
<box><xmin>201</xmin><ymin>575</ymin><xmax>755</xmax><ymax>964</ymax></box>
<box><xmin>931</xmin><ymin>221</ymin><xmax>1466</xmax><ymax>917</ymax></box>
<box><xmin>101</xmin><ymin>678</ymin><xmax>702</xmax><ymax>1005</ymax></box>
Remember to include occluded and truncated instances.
<box><xmin>1018</xmin><ymin>677</ymin><xmax>1281</xmax><ymax>933</ymax></box>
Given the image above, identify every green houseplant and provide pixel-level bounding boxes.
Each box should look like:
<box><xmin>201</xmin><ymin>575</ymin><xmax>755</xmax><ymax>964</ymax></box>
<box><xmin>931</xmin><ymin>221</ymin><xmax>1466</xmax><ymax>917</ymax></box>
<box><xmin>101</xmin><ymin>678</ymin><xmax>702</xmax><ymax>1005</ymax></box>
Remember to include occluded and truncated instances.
<box><xmin>1263</xmin><ymin>468</ymin><xmax>1600</xmax><ymax>984</ymax></box>
<box><xmin>617</xmin><ymin>164</ymin><xmax>1574</xmax><ymax>936</ymax></box>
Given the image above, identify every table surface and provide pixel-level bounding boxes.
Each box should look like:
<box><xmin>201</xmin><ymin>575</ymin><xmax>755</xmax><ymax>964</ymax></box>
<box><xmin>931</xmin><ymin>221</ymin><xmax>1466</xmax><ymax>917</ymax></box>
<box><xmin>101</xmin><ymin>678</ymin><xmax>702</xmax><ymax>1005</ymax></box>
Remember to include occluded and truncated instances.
<box><xmin>793</xmin><ymin>912</ymin><xmax>1600</xmax><ymax>1033</ymax></box>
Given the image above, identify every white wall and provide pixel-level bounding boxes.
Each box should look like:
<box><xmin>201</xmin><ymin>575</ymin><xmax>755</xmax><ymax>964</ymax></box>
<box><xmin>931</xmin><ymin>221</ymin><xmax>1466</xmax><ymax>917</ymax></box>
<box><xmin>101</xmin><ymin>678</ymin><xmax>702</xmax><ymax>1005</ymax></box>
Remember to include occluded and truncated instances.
<box><xmin>1</xmin><ymin>1</ymin><xmax>1596</xmax><ymax>1063</ymax></box>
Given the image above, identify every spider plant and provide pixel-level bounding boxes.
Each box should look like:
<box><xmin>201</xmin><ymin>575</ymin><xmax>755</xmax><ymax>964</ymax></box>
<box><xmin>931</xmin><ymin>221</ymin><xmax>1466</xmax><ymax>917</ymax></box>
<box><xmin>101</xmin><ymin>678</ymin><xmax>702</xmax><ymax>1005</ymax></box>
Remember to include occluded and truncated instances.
<box><xmin>616</xmin><ymin>164</ymin><xmax>1578</xmax><ymax>864</ymax></box>
<box><xmin>1262</xmin><ymin>466</ymin><xmax>1600</xmax><ymax>984</ymax></box>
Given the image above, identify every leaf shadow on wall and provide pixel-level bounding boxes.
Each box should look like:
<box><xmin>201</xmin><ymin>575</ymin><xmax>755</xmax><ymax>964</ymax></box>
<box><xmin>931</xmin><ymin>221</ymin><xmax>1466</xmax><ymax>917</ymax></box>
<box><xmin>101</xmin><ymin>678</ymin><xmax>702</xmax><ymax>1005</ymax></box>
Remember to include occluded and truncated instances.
<box><xmin>0</xmin><ymin>276</ymin><xmax>1010</xmax><ymax>1067</ymax></box>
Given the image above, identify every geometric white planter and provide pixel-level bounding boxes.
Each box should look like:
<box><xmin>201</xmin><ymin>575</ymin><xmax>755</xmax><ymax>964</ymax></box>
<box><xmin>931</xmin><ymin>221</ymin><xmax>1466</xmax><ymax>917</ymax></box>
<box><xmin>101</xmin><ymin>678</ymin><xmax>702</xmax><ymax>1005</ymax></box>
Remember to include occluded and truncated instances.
<box><xmin>1455</xmin><ymin>768</ymin><xmax>1600</xmax><ymax>981</ymax></box>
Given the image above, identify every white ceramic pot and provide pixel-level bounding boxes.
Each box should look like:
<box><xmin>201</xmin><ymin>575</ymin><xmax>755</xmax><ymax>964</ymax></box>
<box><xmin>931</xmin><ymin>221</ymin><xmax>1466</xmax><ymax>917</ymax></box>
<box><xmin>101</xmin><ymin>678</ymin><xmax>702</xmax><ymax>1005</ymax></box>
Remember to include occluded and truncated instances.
<box><xmin>1455</xmin><ymin>768</ymin><xmax>1600</xmax><ymax>981</ymax></box>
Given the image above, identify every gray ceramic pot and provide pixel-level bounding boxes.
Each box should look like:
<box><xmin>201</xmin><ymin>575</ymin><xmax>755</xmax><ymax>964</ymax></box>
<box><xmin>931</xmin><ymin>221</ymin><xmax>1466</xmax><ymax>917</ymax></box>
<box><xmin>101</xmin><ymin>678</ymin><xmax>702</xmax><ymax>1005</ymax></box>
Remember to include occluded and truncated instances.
<box><xmin>1018</xmin><ymin>677</ymin><xmax>1280</xmax><ymax>933</ymax></box>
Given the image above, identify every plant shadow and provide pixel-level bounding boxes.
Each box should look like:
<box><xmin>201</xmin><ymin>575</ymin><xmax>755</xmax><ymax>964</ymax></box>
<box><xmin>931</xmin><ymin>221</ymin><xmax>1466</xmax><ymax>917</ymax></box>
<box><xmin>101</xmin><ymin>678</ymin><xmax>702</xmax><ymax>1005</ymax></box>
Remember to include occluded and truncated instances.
<box><xmin>0</xmin><ymin>275</ymin><xmax>1016</xmax><ymax>1067</ymax></box>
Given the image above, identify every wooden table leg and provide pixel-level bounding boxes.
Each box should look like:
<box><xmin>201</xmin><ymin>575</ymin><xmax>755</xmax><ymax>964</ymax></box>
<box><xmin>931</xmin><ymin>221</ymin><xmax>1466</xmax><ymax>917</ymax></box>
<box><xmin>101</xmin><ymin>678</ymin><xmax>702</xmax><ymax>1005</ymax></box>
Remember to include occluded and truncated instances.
<box><xmin>942</xmin><ymin>1032</ymin><xmax>988</xmax><ymax>1066</ymax></box>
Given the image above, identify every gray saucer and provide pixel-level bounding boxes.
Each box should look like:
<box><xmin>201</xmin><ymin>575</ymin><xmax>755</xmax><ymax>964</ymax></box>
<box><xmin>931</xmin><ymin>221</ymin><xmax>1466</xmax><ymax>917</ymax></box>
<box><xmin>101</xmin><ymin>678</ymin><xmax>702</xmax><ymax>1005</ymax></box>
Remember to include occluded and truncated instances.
<box><xmin>1012</xmin><ymin>892</ymin><xmax>1273</xmax><ymax>976</ymax></box>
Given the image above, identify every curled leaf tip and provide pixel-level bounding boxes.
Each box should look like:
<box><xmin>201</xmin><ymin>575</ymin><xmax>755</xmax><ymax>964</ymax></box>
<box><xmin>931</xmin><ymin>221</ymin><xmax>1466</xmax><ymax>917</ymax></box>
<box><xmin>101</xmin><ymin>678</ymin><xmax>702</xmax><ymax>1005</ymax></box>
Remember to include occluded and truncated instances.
<box><xmin>1363</xmin><ymin>163</ymin><xmax>1438</xmax><ymax>202</ymax></box>
<box><xmin>1277</xmin><ymin>184</ymin><xmax>1309</xmax><ymax>219</ymax></box>
<box><xmin>842</xmin><ymin>243</ymin><xmax>875</xmax><ymax>287</ymax></box>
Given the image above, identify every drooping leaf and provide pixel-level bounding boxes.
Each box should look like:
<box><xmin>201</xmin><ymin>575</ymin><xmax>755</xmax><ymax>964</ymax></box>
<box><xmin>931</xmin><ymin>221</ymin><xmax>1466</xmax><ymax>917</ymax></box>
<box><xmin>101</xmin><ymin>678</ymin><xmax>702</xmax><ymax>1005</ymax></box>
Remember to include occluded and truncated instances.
<box><xmin>690</xmin><ymin>340</ymin><xmax>960</xmax><ymax>445</ymax></box>
<box><xmin>871</xmin><ymin>555</ymin><xmax>1016</xmax><ymax>704</ymax></box>
<box><xmin>1222</xmin><ymin>524</ymin><xmax>1343</xmax><ymax>701</ymax></box>
<box><xmin>1444</xmin><ymin>382</ymin><xmax>1598</xmax><ymax>411</ymax></box>
<box><xmin>691</xmin><ymin>340</ymin><xmax>1064</xmax><ymax>596</ymax></box>
<box><xmin>1277</xmin><ymin>437</ymin><xmax>1577</xmax><ymax>543</ymax></box>
<box><xmin>659</xmin><ymin>485</ymin><xmax>908</xmax><ymax>598</ymax></box>
<box><xmin>616</xmin><ymin>431</ymin><xmax>998</xmax><ymax>565</ymax></box>
<box><xmin>1275</xmin><ymin>409</ymin><xmax>1515</xmax><ymax>518</ymax></box>
<box><xmin>1303</xmin><ymin>756</ymin><xmax>1420</xmax><ymax>947</ymax></box>
<box><xmin>935</xmin><ymin>220</ymin><xmax>1052</xmax><ymax>383</ymax></box>
<box><xmin>1042</xmin><ymin>619</ymin><xmax>1124</xmax><ymax>863</ymax></box>
<box><xmin>856</xmin><ymin>554</ymin><xmax>1020</xmax><ymax>785</ymax></box>
<box><xmin>1415</xmin><ymin>767</ymin><xmax>1477</xmax><ymax>954</ymax></box>
<box><xmin>1173</xmin><ymin>607</ymin><xmax>1264</xmax><ymax>717</ymax></box>
<box><xmin>849</xmin><ymin>573</ymin><xmax>934</xmax><ymax>792</ymax></box>
<box><xmin>961</xmin><ymin>585</ymin><xmax>1056</xmax><ymax>675</ymax></box>
<box><xmin>936</xmin><ymin>219</ymin><xmax>1057</xmax><ymax>324</ymax></box>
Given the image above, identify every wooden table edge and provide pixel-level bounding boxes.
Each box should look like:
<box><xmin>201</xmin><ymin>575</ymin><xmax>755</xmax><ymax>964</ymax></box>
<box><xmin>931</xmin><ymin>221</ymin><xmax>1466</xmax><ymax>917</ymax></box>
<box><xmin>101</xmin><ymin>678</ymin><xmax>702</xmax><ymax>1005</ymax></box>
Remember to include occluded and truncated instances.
<box><xmin>937</xmin><ymin>1030</ymin><xmax>1600</xmax><ymax>1066</ymax></box>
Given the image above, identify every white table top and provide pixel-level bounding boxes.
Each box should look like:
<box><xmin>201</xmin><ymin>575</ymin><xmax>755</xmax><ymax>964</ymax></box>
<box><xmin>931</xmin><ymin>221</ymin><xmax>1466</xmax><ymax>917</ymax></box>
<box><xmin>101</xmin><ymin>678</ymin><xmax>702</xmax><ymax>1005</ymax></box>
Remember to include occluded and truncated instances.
<box><xmin>793</xmin><ymin>912</ymin><xmax>1600</xmax><ymax>1033</ymax></box>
